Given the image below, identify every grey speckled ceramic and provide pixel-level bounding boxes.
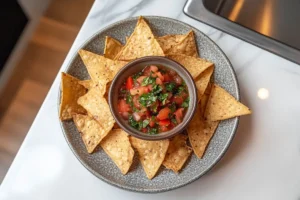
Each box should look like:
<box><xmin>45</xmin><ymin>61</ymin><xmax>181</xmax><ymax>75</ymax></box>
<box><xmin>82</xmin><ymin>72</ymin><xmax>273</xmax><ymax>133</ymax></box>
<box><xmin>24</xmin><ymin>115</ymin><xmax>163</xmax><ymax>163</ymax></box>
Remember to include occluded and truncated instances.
<box><xmin>59</xmin><ymin>16</ymin><xmax>240</xmax><ymax>193</ymax></box>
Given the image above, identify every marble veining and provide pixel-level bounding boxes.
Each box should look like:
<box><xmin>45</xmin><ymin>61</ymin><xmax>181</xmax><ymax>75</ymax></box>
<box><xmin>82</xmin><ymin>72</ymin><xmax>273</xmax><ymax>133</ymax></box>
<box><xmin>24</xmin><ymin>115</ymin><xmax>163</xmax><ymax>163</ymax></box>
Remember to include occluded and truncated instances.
<box><xmin>0</xmin><ymin>0</ymin><xmax>300</xmax><ymax>199</ymax></box>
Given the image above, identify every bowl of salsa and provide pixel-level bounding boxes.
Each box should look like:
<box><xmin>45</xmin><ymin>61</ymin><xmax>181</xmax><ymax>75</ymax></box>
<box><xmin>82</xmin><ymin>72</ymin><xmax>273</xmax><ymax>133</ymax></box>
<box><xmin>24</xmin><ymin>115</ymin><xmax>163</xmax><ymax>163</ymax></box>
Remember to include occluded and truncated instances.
<box><xmin>109</xmin><ymin>56</ymin><xmax>197</xmax><ymax>140</ymax></box>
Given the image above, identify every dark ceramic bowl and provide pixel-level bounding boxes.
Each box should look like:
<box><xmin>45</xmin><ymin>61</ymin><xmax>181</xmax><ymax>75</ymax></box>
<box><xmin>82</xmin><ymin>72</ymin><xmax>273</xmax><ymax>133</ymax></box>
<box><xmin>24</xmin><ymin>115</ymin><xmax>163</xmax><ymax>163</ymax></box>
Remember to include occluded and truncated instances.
<box><xmin>108</xmin><ymin>56</ymin><xmax>197</xmax><ymax>141</ymax></box>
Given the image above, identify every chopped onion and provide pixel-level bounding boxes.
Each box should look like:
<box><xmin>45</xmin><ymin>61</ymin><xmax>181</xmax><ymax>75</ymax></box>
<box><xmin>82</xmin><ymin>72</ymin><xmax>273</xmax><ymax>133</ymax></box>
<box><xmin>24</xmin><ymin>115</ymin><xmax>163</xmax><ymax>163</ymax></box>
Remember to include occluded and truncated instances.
<box><xmin>133</xmin><ymin>112</ymin><xmax>141</xmax><ymax>121</ymax></box>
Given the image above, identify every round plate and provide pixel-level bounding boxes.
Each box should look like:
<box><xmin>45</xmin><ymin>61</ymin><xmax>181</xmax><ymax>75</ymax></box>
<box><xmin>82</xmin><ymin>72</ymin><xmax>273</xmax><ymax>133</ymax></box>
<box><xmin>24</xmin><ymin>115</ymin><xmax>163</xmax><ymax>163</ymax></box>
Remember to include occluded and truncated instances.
<box><xmin>59</xmin><ymin>16</ymin><xmax>239</xmax><ymax>193</ymax></box>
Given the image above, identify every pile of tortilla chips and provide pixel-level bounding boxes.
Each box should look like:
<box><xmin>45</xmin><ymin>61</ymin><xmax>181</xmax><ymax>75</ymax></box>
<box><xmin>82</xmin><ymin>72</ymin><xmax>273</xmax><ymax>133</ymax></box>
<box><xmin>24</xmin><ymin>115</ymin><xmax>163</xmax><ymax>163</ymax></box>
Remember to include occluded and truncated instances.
<box><xmin>59</xmin><ymin>16</ymin><xmax>251</xmax><ymax>179</ymax></box>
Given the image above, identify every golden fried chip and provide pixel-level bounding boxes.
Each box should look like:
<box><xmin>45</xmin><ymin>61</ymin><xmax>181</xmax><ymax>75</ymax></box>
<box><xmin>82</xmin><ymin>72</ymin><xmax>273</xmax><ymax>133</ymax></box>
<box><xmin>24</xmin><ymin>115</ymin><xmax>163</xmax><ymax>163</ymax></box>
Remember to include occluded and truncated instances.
<box><xmin>78</xmin><ymin>49</ymin><xmax>127</xmax><ymax>95</ymax></box>
<box><xmin>163</xmin><ymin>134</ymin><xmax>192</xmax><ymax>173</ymax></box>
<box><xmin>158</xmin><ymin>31</ymin><xmax>198</xmax><ymax>57</ymax></box>
<box><xmin>204</xmin><ymin>84</ymin><xmax>252</xmax><ymax>121</ymax></box>
<box><xmin>167</xmin><ymin>54</ymin><xmax>213</xmax><ymax>79</ymax></box>
<box><xmin>130</xmin><ymin>137</ymin><xmax>169</xmax><ymax>179</ymax></box>
<box><xmin>77</xmin><ymin>87</ymin><xmax>115</xmax><ymax>134</ymax></box>
<box><xmin>188</xmin><ymin>107</ymin><xmax>219</xmax><ymax>158</ymax></box>
<box><xmin>199</xmin><ymin>82</ymin><xmax>212</xmax><ymax>118</ymax></box>
<box><xmin>104</xmin><ymin>36</ymin><xmax>123</xmax><ymax>59</ymax></box>
<box><xmin>195</xmin><ymin>66</ymin><xmax>214</xmax><ymax>101</ymax></box>
<box><xmin>101</xmin><ymin>129</ymin><xmax>134</xmax><ymax>175</ymax></box>
<box><xmin>73</xmin><ymin>114</ymin><xmax>109</xmax><ymax>153</ymax></box>
<box><xmin>59</xmin><ymin>72</ymin><xmax>87</xmax><ymax>120</ymax></box>
<box><xmin>78</xmin><ymin>80</ymin><xmax>94</xmax><ymax>90</ymax></box>
<box><xmin>115</xmin><ymin>17</ymin><xmax>164</xmax><ymax>61</ymax></box>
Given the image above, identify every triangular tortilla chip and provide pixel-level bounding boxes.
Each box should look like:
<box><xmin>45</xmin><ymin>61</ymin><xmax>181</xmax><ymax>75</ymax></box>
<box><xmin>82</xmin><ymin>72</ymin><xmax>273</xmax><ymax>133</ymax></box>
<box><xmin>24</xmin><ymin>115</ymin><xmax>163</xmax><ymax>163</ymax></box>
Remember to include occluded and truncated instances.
<box><xmin>101</xmin><ymin>129</ymin><xmax>134</xmax><ymax>175</ymax></box>
<box><xmin>77</xmin><ymin>87</ymin><xmax>115</xmax><ymax>134</ymax></box>
<box><xmin>78</xmin><ymin>80</ymin><xmax>94</xmax><ymax>90</ymax></box>
<box><xmin>167</xmin><ymin>54</ymin><xmax>213</xmax><ymax>79</ymax></box>
<box><xmin>195</xmin><ymin>66</ymin><xmax>214</xmax><ymax>101</ymax></box>
<box><xmin>199</xmin><ymin>84</ymin><xmax>212</xmax><ymax>118</ymax></box>
<box><xmin>158</xmin><ymin>31</ymin><xmax>198</xmax><ymax>57</ymax></box>
<box><xmin>204</xmin><ymin>84</ymin><xmax>252</xmax><ymax>121</ymax></box>
<box><xmin>115</xmin><ymin>17</ymin><xmax>164</xmax><ymax>61</ymax></box>
<box><xmin>163</xmin><ymin>134</ymin><xmax>192</xmax><ymax>173</ymax></box>
<box><xmin>188</xmin><ymin>106</ymin><xmax>219</xmax><ymax>158</ymax></box>
<box><xmin>130</xmin><ymin>137</ymin><xmax>169</xmax><ymax>179</ymax></box>
<box><xmin>59</xmin><ymin>72</ymin><xmax>87</xmax><ymax>120</ymax></box>
<box><xmin>78</xmin><ymin>49</ymin><xmax>127</xmax><ymax>95</ymax></box>
<box><xmin>104</xmin><ymin>36</ymin><xmax>123</xmax><ymax>59</ymax></box>
<box><xmin>73</xmin><ymin>114</ymin><xmax>109</xmax><ymax>153</ymax></box>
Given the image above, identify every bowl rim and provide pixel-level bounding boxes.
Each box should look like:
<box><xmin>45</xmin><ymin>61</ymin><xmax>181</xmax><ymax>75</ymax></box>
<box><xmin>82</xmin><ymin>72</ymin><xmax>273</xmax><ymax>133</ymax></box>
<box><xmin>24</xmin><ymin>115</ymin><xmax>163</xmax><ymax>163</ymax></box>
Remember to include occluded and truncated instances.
<box><xmin>108</xmin><ymin>56</ymin><xmax>198</xmax><ymax>141</ymax></box>
<box><xmin>58</xmin><ymin>15</ymin><xmax>240</xmax><ymax>193</ymax></box>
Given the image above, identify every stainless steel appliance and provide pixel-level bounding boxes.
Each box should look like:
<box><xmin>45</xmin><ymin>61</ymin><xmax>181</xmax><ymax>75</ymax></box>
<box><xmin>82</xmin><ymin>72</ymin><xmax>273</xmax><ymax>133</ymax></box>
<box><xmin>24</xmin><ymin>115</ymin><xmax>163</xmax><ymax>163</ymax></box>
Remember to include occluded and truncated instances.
<box><xmin>184</xmin><ymin>0</ymin><xmax>300</xmax><ymax>65</ymax></box>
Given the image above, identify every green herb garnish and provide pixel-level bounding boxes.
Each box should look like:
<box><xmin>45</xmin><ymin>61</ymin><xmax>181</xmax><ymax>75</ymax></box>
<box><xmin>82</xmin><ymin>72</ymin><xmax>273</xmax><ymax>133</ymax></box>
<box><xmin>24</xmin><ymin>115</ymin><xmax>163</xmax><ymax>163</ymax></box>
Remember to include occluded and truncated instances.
<box><xmin>152</xmin><ymin>84</ymin><xmax>162</xmax><ymax>95</ymax></box>
<box><xmin>128</xmin><ymin>115</ymin><xmax>142</xmax><ymax>130</ymax></box>
<box><xmin>139</xmin><ymin>93</ymin><xmax>157</xmax><ymax>107</ymax></box>
<box><xmin>141</xmin><ymin>76</ymin><xmax>156</xmax><ymax>86</ymax></box>
<box><xmin>165</xmin><ymin>82</ymin><xmax>176</xmax><ymax>92</ymax></box>
<box><xmin>148</xmin><ymin>128</ymin><xmax>158</xmax><ymax>135</ymax></box>
<box><xmin>158</xmin><ymin>93</ymin><xmax>168</xmax><ymax>105</ymax></box>
<box><xmin>176</xmin><ymin>86</ymin><xmax>186</xmax><ymax>94</ymax></box>
<box><xmin>169</xmin><ymin>102</ymin><xmax>176</xmax><ymax>113</ymax></box>
<box><xmin>171</xmin><ymin>118</ymin><xmax>177</xmax><ymax>125</ymax></box>
<box><xmin>142</xmin><ymin>119</ymin><xmax>149</xmax><ymax>128</ymax></box>
<box><xmin>181</xmin><ymin>97</ymin><xmax>190</xmax><ymax>108</ymax></box>
<box><xmin>126</xmin><ymin>93</ymin><xmax>133</xmax><ymax>107</ymax></box>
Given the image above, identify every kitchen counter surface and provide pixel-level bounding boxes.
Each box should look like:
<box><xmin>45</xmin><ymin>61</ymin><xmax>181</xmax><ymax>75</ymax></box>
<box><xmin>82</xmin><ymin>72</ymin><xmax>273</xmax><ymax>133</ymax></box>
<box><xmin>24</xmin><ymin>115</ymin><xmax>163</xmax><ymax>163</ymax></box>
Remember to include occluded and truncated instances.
<box><xmin>1</xmin><ymin>0</ymin><xmax>300</xmax><ymax>199</ymax></box>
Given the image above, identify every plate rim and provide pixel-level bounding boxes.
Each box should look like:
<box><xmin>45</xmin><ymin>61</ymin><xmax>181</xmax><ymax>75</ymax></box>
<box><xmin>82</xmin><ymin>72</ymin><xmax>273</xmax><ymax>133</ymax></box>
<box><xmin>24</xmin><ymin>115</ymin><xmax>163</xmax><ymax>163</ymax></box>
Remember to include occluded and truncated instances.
<box><xmin>58</xmin><ymin>15</ymin><xmax>240</xmax><ymax>193</ymax></box>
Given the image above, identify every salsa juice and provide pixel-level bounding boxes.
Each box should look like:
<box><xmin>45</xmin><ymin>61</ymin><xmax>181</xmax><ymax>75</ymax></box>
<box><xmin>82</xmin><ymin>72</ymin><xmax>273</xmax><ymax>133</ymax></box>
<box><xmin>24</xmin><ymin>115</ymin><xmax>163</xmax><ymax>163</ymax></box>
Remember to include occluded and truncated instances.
<box><xmin>117</xmin><ymin>65</ymin><xmax>189</xmax><ymax>134</ymax></box>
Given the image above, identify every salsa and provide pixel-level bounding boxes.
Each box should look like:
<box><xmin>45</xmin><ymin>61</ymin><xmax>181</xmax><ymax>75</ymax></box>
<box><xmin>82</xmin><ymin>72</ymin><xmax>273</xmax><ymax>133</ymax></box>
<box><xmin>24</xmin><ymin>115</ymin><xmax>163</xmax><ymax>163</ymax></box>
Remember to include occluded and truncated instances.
<box><xmin>117</xmin><ymin>65</ymin><xmax>189</xmax><ymax>134</ymax></box>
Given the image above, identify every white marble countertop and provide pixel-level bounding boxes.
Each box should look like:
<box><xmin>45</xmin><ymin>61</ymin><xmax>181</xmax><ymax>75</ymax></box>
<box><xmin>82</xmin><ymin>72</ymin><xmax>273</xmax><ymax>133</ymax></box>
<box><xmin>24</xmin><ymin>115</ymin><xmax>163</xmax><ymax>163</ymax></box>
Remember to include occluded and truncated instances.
<box><xmin>1</xmin><ymin>0</ymin><xmax>300</xmax><ymax>199</ymax></box>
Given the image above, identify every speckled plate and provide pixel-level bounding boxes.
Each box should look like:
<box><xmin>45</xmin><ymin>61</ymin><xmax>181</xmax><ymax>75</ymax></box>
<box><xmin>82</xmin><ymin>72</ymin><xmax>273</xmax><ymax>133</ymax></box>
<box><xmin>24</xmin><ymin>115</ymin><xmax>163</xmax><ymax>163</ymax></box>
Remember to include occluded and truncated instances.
<box><xmin>59</xmin><ymin>16</ymin><xmax>239</xmax><ymax>193</ymax></box>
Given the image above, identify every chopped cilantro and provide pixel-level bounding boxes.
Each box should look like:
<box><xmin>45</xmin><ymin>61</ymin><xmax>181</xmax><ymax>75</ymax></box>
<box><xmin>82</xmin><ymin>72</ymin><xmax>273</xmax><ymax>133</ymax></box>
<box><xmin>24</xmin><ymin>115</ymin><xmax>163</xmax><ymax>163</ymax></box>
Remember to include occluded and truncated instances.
<box><xmin>158</xmin><ymin>93</ymin><xmax>168</xmax><ymax>105</ymax></box>
<box><xmin>171</xmin><ymin>118</ymin><xmax>177</xmax><ymax>125</ymax></box>
<box><xmin>132</xmin><ymin>72</ymin><xmax>142</xmax><ymax>81</ymax></box>
<box><xmin>152</xmin><ymin>84</ymin><xmax>162</xmax><ymax>95</ymax></box>
<box><xmin>169</xmin><ymin>103</ymin><xmax>176</xmax><ymax>113</ymax></box>
<box><xmin>139</xmin><ymin>93</ymin><xmax>157</xmax><ymax>107</ymax></box>
<box><xmin>165</xmin><ymin>82</ymin><xmax>176</xmax><ymax>92</ymax></box>
<box><xmin>141</xmin><ymin>76</ymin><xmax>156</xmax><ymax>86</ymax></box>
<box><xmin>126</xmin><ymin>93</ymin><xmax>133</xmax><ymax>107</ymax></box>
<box><xmin>182</xmin><ymin>97</ymin><xmax>190</xmax><ymax>108</ymax></box>
<box><xmin>148</xmin><ymin>128</ymin><xmax>158</xmax><ymax>135</ymax></box>
<box><xmin>142</xmin><ymin>119</ymin><xmax>149</xmax><ymax>128</ymax></box>
<box><xmin>128</xmin><ymin>115</ymin><xmax>142</xmax><ymax>130</ymax></box>
<box><xmin>120</xmin><ymin>88</ymin><xmax>127</xmax><ymax>94</ymax></box>
<box><xmin>176</xmin><ymin>86</ymin><xmax>186</xmax><ymax>94</ymax></box>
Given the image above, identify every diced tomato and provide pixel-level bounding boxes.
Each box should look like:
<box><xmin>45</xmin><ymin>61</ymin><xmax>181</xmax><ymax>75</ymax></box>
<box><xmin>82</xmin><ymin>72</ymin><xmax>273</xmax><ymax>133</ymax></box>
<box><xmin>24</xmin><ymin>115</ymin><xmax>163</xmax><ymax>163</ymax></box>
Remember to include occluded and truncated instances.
<box><xmin>137</xmin><ymin>76</ymin><xmax>147</xmax><ymax>84</ymax></box>
<box><xmin>141</xmin><ymin>128</ymin><xmax>147</xmax><ymax>133</ymax></box>
<box><xmin>156</xmin><ymin>78</ymin><xmax>163</xmax><ymax>85</ymax></box>
<box><xmin>147</xmin><ymin>84</ymin><xmax>153</xmax><ymax>91</ymax></box>
<box><xmin>159</xmin><ymin>125</ymin><xmax>169</xmax><ymax>132</ymax></box>
<box><xmin>169</xmin><ymin>69</ymin><xmax>177</xmax><ymax>76</ymax></box>
<box><xmin>145</xmin><ymin>110</ymin><xmax>151</xmax><ymax>118</ymax></box>
<box><xmin>156</xmin><ymin>72</ymin><xmax>164</xmax><ymax>81</ymax></box>
<box><xmin>150</xmin><ymin>65</ymin><xmax>158</xmax><ymax>72</ymax></box>
<box><xmin>157</xmin><ymin>107</ymin><xmax>171</xmax><ymax>120</ymax></box>
<box><xmin>126</xmin><ymin>77</ymin><xmax>134</xmax><ymax>90</ymax></box>
<box><xmin>174</xmin><ymin>108</ymin><xmax>184</xmax><ymax>124</ymax></box>
<box><xmin>133</xmin><ymin>95</ymin><xmax>141</xmax><ymax>108</ymax></box>
<box><xmin>163</xmin><ymin>74</ymin><xmax>171</xmax><ymax>82</ymax></box>
<box><xmin>158</xmin><ymin>119</ymin><xmax>170</xmax><ymax>126</ymax></box>
<box><xmin>174</xmin><ymin>75</ymin><xmax>183</xmax><ymax>85</ymax></box>
<box><xmin>149</xmin><ymin>117</ymin><xmax>156</xmax><ymax>127</ymax></box>
<box><xmin>143</xmin><ymin>66</ymin><xmax>151</xmax><ymax>76</ymax></box>
<box><xmin>173</xmin><ymin>96</ymin><xmax>184</xmax><ymax>105</ymax></box>
<box><xmin>130</xmin><ymin>86</ymin><xmax>149</xmax><ymax>95</ymax></box>
<box><xmin>118</xmin><ymin>99</ymin><xmax>131</xmax><ymax>113</ymax></box>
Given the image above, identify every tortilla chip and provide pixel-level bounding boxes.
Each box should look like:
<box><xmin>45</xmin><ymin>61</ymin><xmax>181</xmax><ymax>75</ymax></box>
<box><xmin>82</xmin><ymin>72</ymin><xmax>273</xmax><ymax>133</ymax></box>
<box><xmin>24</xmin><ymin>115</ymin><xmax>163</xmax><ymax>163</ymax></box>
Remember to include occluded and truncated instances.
<box><xmin>195</xmin><ymin>66</ymin><xmax>214</xmax><ymax>101</ymax></box>
<box><xmin>158</xmin><ymin>31</ymin><xmax>198</xmax><ymax>57</ymax></box>
<box><xmin>104</xmin><ymin>36</ymin><xmax>123</xmax><ymax>59</ymax></box>
<box><xmin>78</xmin><ymin>49</ymin><xmax>127</xmax><ymax>95</ymax></box>
<box><xmin>130</xmin><ymin>137</ymin><xmax>169</xmax><ymax>179</ymax></box>
<box><xmin>59</xmin><ymin>72</ymin><xmax>87</xmax><ymax>120</ymax></box>
<box><xmin>204</xmin><ymin>84</ymin><xmax>252</xmax><ymax>121</ymax></box>
<box><xmin>73</xmin><ymin>114</ymin><xmax>109</xmax><ymax>153</ymax></box>
<box><xmin>167</xmin><ymin>54</ymin><xmax>213</xmax><ymax>79</ymax></box>
<box><xmin>199</xmin><ymin>83</ymin><xmax>212</xmax><ymax>117</ymax></box>
<box><xmin>78</xmin><ymin>80</ymin><xmax>94</xmax><ymax>90</ymax></box>
<box><xmin>77</xmin><ymin>87</ymin><xmax>115</xmax><ymax>134</ymax></box>
<box><xmin>163</xmin><ymin>134</ymin><xmax>192</xmax><ymax>173</ymax></box>
<box><xmin>115</xmin><ymin>17</ymin><xmax>164</xmax><ymax>61</ymax></box>
<box><xmin>188</xmin><ymin>106</ymin><xmax>219</xmax><ymax>158</ymax></box>
<box><xmin>101</xmin><ymin>129</ymin><xmax>134</xmax><ymax>175</ymax></box>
